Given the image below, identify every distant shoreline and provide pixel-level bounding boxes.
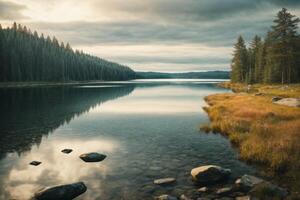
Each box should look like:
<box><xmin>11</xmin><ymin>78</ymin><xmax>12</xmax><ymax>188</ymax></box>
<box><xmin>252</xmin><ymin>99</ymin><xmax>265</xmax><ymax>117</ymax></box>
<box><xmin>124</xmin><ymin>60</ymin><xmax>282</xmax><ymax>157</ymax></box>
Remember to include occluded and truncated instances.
<box><xmin>0</xmin><ymin>81</ymin><xmax>109</xmax><ymax>88</ymax></box>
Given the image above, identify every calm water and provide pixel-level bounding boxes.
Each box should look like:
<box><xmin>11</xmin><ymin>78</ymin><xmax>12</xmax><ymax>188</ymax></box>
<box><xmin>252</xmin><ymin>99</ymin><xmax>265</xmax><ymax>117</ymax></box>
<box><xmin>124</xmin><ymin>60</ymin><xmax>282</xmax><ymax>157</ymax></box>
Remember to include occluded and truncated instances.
<box><xmin>0</xmin><ymin>79</ymin><xmax>256</xmax><ymax>200</ymax></box>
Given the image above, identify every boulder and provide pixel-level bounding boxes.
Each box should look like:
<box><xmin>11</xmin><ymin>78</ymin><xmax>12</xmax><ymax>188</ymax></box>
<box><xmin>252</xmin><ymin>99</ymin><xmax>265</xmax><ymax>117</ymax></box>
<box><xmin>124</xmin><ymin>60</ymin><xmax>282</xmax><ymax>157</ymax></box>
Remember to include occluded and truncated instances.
<box><xmin>191</xmin><ymin>165</ymin><xmax>231</xmax><ymax>184</ymax></box>
<box><xmin>154</xmin><ymin>178</ymin><xmax>176</xmax><ymax>185</ymax></box>
<box><xmin>79</xmin><ymin>152</ymin><xmax>106</xmax><ymax>162</ymax></box>
<box><xmin>30</xmin><ymin>161</ymin><xmax>42</xmax><ymax>166</ymax></box>
<box><xmin>273</xmin><ymin>98</ymin><xmax>300</xmax><ymax>107</ymax></box>
<box><xmin>249</xmin><ymin>182</ymin><xmax>287</xmax><ymax>200</ymax></box>
<box><xmin>61</xmin><ymin>149</ymin><xmax>73</xmax><ymax>154</ymax></box>
<box><xmin>235</xmin><ymin>175</ymin><xmax>263</xmax><ymax>190</ymax></box>
<box><xmin>33</xmin><ymin>182</ymin><xmax>87</xmax><ymax>200</ymax></box>
<box><xmin>154</xmin><ymin>194</ymin><xmax>177</xmax><ymax>200</ymax></box>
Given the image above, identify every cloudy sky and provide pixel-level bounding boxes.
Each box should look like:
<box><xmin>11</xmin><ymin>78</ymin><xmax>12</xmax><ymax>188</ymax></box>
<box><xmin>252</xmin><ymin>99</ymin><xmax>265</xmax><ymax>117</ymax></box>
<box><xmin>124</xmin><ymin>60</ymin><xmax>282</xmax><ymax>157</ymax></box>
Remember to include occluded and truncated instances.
<box><xmin>0</xmin><ymin>0</ymin><xmax>300</xmax><ymax>72</ymax></box>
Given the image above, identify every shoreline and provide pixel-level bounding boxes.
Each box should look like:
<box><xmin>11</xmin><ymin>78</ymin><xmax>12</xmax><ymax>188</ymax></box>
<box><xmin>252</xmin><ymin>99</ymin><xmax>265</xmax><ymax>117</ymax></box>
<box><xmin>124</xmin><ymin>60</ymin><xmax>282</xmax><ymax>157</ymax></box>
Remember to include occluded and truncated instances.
<box><xmin>0</xmin><ymin>81</ymin><xmax>131</xmax><ymax>88</ymax></box>
<box><xmin>201</xmin><ymin>82</ymin><xmax>300</xmax><ymax>197</ymax></box>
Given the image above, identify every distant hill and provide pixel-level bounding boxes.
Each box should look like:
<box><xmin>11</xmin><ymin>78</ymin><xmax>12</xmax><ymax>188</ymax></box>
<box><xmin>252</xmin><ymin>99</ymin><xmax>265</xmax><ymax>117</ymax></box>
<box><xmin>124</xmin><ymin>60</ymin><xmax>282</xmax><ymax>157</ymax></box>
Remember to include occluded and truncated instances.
<box><xmin>135</xmin><ymin>71</ymin><xmax>230</xmax><ymax>79</ymax></box>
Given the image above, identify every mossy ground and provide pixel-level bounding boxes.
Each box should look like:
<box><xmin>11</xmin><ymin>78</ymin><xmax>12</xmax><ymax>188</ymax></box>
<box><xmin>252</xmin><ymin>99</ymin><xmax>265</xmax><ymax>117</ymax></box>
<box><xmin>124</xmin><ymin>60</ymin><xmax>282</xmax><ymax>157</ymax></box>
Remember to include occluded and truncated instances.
<box><xmin>202</xmin><ymin>82</ymin><xmax>300</xmax><ymax>196</ymax></box>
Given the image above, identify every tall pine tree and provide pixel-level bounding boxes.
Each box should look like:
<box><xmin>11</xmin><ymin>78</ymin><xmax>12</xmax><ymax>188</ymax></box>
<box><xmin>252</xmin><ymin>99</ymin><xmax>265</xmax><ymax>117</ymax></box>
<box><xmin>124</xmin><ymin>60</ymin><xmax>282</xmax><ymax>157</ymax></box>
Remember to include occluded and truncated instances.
<box><xmin>265</xmin><ymin>8</ymin><xmax>300</xmax><ymax>83</ymax></box>
<box><xmin>231</xmin><ymin>36</ymin><xmax>248</xmax><ymax>83</ymax></box>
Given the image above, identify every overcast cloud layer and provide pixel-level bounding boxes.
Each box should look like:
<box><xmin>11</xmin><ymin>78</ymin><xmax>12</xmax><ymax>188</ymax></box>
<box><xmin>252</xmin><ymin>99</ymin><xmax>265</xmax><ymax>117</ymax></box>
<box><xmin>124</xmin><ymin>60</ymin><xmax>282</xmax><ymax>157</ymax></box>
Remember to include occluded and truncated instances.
<box><xmin>1</xmin><ymin>0</ymin><xmax>300</xmax><ymax>72</ymax></box>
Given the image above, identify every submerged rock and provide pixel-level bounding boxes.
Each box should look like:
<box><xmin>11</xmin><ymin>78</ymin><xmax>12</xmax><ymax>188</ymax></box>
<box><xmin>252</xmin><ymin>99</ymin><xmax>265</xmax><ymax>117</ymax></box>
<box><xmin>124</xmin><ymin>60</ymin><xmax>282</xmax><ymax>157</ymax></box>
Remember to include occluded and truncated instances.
<box><xmin>216</xmin><ymin>187</ymin><xmax>233</xmax><ymax>195</ymax></box>
<box><xmin>191</xmin><ymin>165</ymin><xmax>231</xmax><ymax>184</ymax></box>
<box><xmin>235</xmin><ymin>175</ymin><xmax>263</xmax><ymax>190</ymax></box>
<box><xmin>33</xmin><ymin>182</ymin><xmax>87</xmax><ymax>200</ymax></box>
<box><xmin>154</xmin><ymin>178</ymin><xmax>176</xmax><ymax>185</ymax></box>
<box><xmin>30</xmin><ymin>161</ymin><xmax>42</xmax><ymax>166</ymax></box>
<box><xmin>61</xmin><ymin>149</ymin><xmax>73</xmax><ymax>154</ymax></box>
<box><xmin>198</xmin><ymin>187</ymin><xmax>209</xmax><ymax>193</ymax></box>
<box><xmin>154</xmin><ymin>194</ymin><xmax>177</xmax><ymax>200</ymax></box>
<box><xmin>249</xmin><ymin>182</ymin><xmax>287</xmax><ymax>200</ymax></box>
<box><xmin>273</xmin><ymin>98</ymin><xmax>300</xmax><ymax>107</ymax></box>
<box><xmin>79</xmin><ymin>152</ymin><xmax>106</xmax><ymax>162</ymax></box>
<box><xmin>235</xmin><ymin>196</ymin><xmax>251</xmax><ymax>200</ymax></box>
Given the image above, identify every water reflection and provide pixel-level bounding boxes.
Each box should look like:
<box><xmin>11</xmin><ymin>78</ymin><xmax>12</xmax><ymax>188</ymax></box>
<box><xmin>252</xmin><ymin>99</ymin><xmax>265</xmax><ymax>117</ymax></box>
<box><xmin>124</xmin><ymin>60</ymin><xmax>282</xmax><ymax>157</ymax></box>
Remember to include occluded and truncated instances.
<box><xmin>0</xmin><ymin>80</ymin><xmax>256</xmax><ymax>200</ymax></box>
<box><xmin>1</xmin><ymin>137</ymin><xmax>120</xmax><ymax>200</ymax></box>
<box><xmin>0</xmin><ymin>86</ymin><xmax>134</xmax><ymax>158</ymax></box>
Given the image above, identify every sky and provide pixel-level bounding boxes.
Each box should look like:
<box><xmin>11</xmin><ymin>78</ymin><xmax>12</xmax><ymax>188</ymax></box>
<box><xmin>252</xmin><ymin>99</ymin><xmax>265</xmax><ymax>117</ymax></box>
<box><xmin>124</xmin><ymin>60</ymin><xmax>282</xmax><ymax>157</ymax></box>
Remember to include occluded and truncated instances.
<box><xmin>0</xmin><ymin>0</ymin><xmax>300</xmax><ymax>72</ymax></box>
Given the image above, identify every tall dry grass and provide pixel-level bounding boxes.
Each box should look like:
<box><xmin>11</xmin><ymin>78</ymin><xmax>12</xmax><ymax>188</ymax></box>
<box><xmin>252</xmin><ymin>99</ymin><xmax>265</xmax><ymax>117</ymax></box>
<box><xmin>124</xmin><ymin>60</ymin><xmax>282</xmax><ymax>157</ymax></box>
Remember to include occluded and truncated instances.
<box><xmin>203</xmin><ymin>92</ymin><xmax>300</xmax><ymax>192</ymax></box>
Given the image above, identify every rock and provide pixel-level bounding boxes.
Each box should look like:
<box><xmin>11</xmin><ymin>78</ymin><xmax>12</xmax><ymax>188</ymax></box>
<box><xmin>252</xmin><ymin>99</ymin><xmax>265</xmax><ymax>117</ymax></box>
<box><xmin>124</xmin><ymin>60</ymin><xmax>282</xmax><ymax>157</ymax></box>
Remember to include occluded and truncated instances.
<box><xmin>154</xmin><ymin>194</ymin><xmax>177</xmax><ymax>200</ymax></box>
<box><xmin>79</xmin><ymin>152</ymin><xmax>106</xmax><ymax>162</ymax></box>
<box><xmin>215</xmin><ymin>198</ymin><xmax>233</xmax><ymax>200</ymax></box>
<box><xmin>61</xmin><ymin>149</ymin><xmax>73</xmax><ymax>154</ymax></box>
<box><xmin>229</xmin><ymin>192</ymin><xmax>245</xmax><ymax>198</ymax></box>
<box><xmin>249</xmin><ymin>182</ymin><xmax>288</xmax><ymax>200</ymax></box>
<box><xmin>273</xmin><ymin>98</ymin><xmax>300</xmax><ymax>107</ymax></box>
<box><xmin>235</xmin><ymin>175</ymin><xmax>263</xmax><ymax>190</ymax></box>
<box><xmin>216</xmin><ymin>187</ymin><xmax>233</xmax><ymax>195</ymax></box>
<box><xmin>191</xmin><ymin>165</ymin><xmax>231</xmax><ymax>184</ymax></box>
<box><xmin>235</xmin><ymin>196</ymin><xmax>251</xmax><ymax>200</ymax></box>
<box><xmin>33</xmin><ymin>182</ymin><xmax>87</xmax><ymax>200</ymax></box>
<box><xmin>272</xmin><ymin>96</ymin><xmax>282</xmax><ymax>102</ymax></box>
<box><xmin>30</xmin><ymin>161</ymin><xmax>42</xmax><ymax>166</ymax></box>
<box><xmin>154</xmin><ymin>178</ymin><xmax>176</xmax><ymax>185</ymax></box>
<box><xmin>198</xmin><ymin>187</ymin><xmax>209</xmax><ymax>193</ymax></box>
<box><xmin>196</xmin><ymin>198</ymin><xmax>211</xmax><ymax>200</ymax></box>
<box><xmin>180</xmin><ymin>194</ymin><xmax>191</xmax><ymax>200</ymax></box>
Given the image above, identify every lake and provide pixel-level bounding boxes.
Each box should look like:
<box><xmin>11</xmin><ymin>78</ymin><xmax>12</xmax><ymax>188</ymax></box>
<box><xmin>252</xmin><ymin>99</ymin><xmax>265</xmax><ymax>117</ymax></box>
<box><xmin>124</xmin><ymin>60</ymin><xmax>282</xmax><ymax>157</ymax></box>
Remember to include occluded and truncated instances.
<box><xmin>0</xmin><ymin>79</ymin><xmax>256</xmax><ymax>200</ymax></box>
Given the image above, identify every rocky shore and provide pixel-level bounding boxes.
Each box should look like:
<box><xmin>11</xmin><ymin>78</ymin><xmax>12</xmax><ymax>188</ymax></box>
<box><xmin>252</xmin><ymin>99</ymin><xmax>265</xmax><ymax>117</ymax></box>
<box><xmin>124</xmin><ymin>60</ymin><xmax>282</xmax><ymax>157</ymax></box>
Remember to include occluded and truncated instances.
<box><xmin>154</xmin><ymin>165</ymin><xmax>288</xmax><ymax>200</ymax></box>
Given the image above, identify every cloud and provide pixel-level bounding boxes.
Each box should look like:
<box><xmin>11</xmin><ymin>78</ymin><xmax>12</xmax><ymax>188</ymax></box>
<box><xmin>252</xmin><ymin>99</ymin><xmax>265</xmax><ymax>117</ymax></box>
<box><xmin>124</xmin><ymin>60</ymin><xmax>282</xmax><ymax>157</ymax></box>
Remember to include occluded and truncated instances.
<box><xmin>1</xmin><ymin>0</ymin><xmax>300</xmax><ymax>71</ymax></box>
<box><xmin>26</xmin><ymin>14</ymin><xmax>272</xmax><ymax>47</ymax></box>
<box><xmin>0</xmin><ymin>1</ymin><xmax>27</xmax><ymax>20</ymax></box>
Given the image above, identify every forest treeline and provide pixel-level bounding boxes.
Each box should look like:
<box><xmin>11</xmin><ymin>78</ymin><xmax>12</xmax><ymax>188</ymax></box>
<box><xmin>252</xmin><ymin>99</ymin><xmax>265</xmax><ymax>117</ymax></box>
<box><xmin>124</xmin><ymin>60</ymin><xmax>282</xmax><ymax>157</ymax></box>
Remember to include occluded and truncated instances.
<box><xmin>231</xmin><ymin>8</ymin><xmax>300</xmax><ymax>84</ymax></box>
<box><xmin>0</xmin><ymin>23</ymin><xmax>135</xmax><ymax>82</ymax></box>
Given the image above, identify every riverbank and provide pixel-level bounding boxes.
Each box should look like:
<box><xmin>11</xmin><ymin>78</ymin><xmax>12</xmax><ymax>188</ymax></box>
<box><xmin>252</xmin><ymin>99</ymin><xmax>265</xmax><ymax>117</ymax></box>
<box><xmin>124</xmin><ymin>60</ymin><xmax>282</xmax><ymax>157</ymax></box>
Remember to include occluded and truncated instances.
<box><xmin>201</xmin><ymin>82</ymin><xmax>300</xmax><ymax>197</ymax></box>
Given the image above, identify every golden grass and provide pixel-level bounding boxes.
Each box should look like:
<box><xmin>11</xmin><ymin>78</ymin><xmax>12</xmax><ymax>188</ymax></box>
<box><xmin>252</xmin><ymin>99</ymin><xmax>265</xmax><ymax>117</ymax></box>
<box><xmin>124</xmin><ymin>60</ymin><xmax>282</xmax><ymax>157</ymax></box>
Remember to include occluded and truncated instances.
<box><xmin>203</xmin><ymin>84</ymin><xmax>300</xmax><ymax>193</ymax></box>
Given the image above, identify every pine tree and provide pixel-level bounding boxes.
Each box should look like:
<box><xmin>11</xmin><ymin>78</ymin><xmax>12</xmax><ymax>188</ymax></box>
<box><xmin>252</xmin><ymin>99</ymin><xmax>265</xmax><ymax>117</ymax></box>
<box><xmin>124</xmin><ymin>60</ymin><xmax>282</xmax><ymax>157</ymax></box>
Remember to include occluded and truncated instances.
<box><xmin>265</xmin><ymin>8</ymin><xmax>300</xmax><ymax>83</ymax></box>
<box><xmin>0</xmin><ymin>23</ymin><xmax>135</xmax><ymax>82</ymax></box>
<box><xmin>231</xmin><ymin>36</ymin><xmax>248</xmax><ymax>83</ymax></box>
<box><xmin>249</xmin><ymin>36</ymin><xmax>262</xmax><ymax>83</ymax></box>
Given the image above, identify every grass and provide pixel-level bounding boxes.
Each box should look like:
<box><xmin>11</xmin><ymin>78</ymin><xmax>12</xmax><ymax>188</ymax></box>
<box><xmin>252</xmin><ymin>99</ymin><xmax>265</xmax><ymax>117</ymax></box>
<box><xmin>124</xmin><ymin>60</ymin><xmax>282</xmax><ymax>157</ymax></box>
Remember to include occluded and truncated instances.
<box><xmin>202</xmin><ymin>82</ymin><xmax>300</xmax><ymax>195</ymax></box>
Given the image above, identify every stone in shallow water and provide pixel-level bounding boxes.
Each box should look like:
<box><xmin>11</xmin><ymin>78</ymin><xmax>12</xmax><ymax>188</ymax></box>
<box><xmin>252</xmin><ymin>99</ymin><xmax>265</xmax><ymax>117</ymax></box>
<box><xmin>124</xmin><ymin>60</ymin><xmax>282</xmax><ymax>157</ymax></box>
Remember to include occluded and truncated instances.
<box><xmin>180</xmin><ymin>194</ymin><xmax>192</xmax><ymax>200</ymax></box>
<box><xmin>235</xmin><ymin>174</ymin><xmax>263</xmax><ymax>189</ymax></box>
<box><xmin>216</xmin><ymin>187</ymin><xmax>233</xmax><ymax>195</ymax></box>
<box><xmin>154</xmin><ymin>178</ymin><xmax>176</xmax><ymax>185</ymax></box>
<box><xmin>191</xmin><ymin>165</ymin><xmax>231</xmax><ymax>184</ymax></box>
<box><xmin>30</xmin><ymin>161</ymin><xmax>42</xmax><ymax>166</ymax></box>
<box><xmin>154</xmin><ymin>194</ymin><xmax>177</xmax><ymax>200</ymax></box>
<box><xmin>249</xmin><ymin>182</ymin><xmax>287</xmax><ymax>199</ymax></box>
<box><xmin>235</xmin><ymin>196</ymin><xmax>251</xmax><ymax>200</ymax></box>
<box><xmin>198</xmin><ymin>187</ymin><xmax>208</xmax><ymax>193</ymax></box>
<box><xmin>33</xmin><ymin>182</ymin><xmax>87</xmax><ymax>200</ymax></box>
<box><xmin>61</xmin><ymin>149</ymin><xmax>73</xmax><ymax>154</ymax></box>
<box><xmin>79</xmin><ymin>152</ymin><xmax>106</xmax><ymax>162</ymax></box>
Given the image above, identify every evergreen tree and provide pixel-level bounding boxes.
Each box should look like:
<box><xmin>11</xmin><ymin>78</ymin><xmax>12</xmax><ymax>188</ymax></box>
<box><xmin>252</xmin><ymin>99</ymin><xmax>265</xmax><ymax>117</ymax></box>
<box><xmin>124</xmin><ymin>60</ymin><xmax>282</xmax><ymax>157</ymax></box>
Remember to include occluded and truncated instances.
<box><xmin>0</xmin><ymin>23</ymin><xmax>136</xmax><ymax>82</ymax></box>
<box><xmin>265</xmin><ymin>8</ymin><xmax>300</xmax><ymax>83</ymax></box>
<box><xmin>230</xmin><ymin>8</ymin><xmax>300</xmax><ymax>84</ymax></box>
<box><xmin>231</xmin><ymin>36</ymin><xmax>248</xmax><ymax>83</ymax></box>
<box><xmin>249</xmin><ymin>35</ymin><xmax>262</xmax><ymax>83</ymax></box>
